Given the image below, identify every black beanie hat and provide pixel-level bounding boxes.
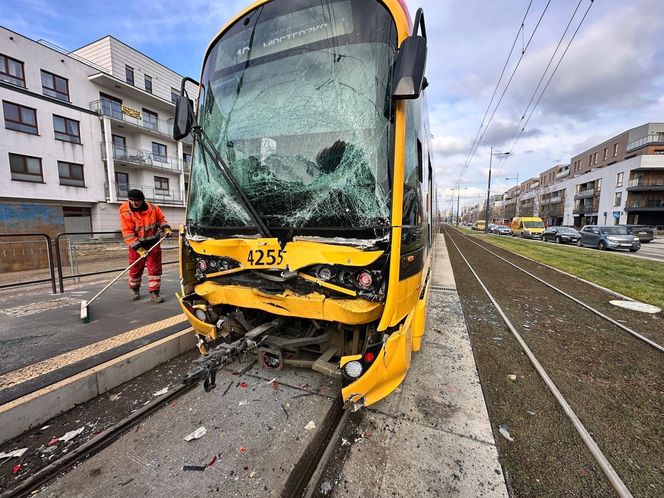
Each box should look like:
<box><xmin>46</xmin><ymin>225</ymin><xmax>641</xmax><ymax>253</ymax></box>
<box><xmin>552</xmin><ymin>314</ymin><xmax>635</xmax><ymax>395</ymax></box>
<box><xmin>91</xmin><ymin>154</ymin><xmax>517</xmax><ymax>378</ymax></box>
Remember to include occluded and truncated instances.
<box><xmin>127</xmin><ymin>189</ymin><xmax>145</xmax><ymax>201</ymax></box>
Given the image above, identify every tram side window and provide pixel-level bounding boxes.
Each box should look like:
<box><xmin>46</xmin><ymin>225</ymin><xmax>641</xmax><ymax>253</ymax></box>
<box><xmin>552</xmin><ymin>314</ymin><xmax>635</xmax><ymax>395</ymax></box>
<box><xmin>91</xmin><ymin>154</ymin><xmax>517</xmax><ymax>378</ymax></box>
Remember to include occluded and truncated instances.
<box><xmin>402</xmin><ymin>100</ymin><xmax>422</xmax><ymax>228</ymax></box>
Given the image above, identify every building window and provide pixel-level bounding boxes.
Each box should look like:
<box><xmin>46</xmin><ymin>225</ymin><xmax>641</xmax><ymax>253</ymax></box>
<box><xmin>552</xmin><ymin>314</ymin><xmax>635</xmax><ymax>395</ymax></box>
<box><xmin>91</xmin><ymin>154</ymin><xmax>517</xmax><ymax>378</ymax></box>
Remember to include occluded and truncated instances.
<box><xmin>613</xmin><ymin>143</ymin><xmax>618</xmax><ymax>157</ymax></box>
<box><xmin>112</xmin><ymin>134</ymin><xmax>127</xmax><ymax>158</ymax></box>
<box><xmin>125</xmin><ymin>65</ymin><xmax>134</xmax><ymax>85</ymax></box>
<box><xmin>144</xmin><ymin>75</ymin><xmax>152</xmax><ymax>93</ymax></box>
<box><xmin>170</xmin><ymin>88</ymin><xmax>180</xmax><ymax>104</ymax></box>
<box><xmin>100</xmin><ymin>93</ymin><xmax>123</xmax><ymax>120</ymax></box>
<box><xmin>603</xmin><ymin>148</ymin><xmax>607</xmax><ymax>161</ymax></box>
<box><xmin>616</xmin><ymin>172</ymin><xmax>623</xmax><ymax>188</ymax></box>
<box><xmin>596</xmin><ymin>178</ymin><xmax>602</xmax><ymax>191</ymax></box>
<box><xmin>588</xmin><ymin>155</ymin><xmax>592</xmax><ymax>167</ymax></box>
<box><xmin>9</xmin><ymin>153</ymin><xmax>43</xmax><ymax>182</ymax></box>
<box><xmin>53</xmin><ymin>115</ymin><xmax>81</xmax><ymax>143</ymax></box>
<box><xmin>41</xmin><ymin>70</ymin><xmax>69</xmax><ymax>101</ymax></box>
<box><xmin>154</xmin><ymin>176</ymin><xmax>169</xmax><ymax>192</ymax></box>
<box><xmin>2</xmin><ymin>101</ymin><xmax>38</xmax><ymax>134</ymax></box>
<box><xmin>143</xmin><ymin>108</ymin><xmax>158</xmax><ymax>131</ymax></box>
<box><xmin>0</xmin><ymin>54</ymin><xmax>25</xmax><ymax>87</ymax></box>
<box><xmin>58</xmin><ymin>161</ymin><xmax>85</xmax><ymax>187</ymax></box>
<box><xmin>115</xmin><ymin>171</ymin><xmax>129</xmax><ymax>197</ymax></box>
<box><xmin>152</xmin><ymin>142</ymin><xmax>167</xmax><ymax>162</ymax></box>
<box><xmin>614</xmin><ymin>192</ymin><xmax>622</xmax><ymax>207</ymax></box>
<box><xmin>593</xmin><ymin>152</ymin><xmax>598</xmax><ymax>164</ymax></box>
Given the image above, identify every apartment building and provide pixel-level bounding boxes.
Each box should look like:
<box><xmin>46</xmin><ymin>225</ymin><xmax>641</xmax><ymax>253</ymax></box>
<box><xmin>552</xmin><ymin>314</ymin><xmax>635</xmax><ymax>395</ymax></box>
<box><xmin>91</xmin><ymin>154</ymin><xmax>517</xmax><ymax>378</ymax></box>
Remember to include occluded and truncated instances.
<box><xmin>0</xmin><ymin>26</ymin><xmax>196</xmax><ymax>239</ymax></box>
<box><xmin>489</xmin><ymin>123</ymin><xmax>664</xmax><ymax>228</ymax></box>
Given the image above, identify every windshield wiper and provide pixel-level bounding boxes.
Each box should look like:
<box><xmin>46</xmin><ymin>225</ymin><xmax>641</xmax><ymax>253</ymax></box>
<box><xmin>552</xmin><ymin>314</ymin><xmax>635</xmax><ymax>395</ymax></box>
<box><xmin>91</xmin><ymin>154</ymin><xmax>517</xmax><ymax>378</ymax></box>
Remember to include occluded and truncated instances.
<box><xmin>192</xmin><ymin>126</ymin><xmax>272</xmax><ymax>238</ymax></box>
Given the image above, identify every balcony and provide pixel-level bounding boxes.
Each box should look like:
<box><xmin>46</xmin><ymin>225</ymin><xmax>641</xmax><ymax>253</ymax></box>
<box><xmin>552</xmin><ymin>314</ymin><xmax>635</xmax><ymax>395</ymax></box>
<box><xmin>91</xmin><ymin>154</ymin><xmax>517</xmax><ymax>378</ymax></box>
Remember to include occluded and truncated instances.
<box><xmin>105</xmin><ymin>182</ymin><xmax>185</xmax><ymax>206</ymax></box>
<box><xmin>541</xmin><ymin>195</ymin><xmax>562</xmax><ymax>205</ymax></box>
<box><xmin>574</xmin><ymin>188</ymin><xmax>595</xmax><ymax>199</ymax></box>
<box><xmin>573</xmin><ymin>204</ymin><xmax>598</xmax><ymax>215</ymax></box>
<box><xmin>555</xmin><ymin>169</ymin><xmax>570</xmax><ymax>179</ymax></box>
<box><xmin>624</xmin><ymin>199</ymin><xmax>664</xmax><ymax>211</ymax></box>
<box><xmin>626</xmin><ymin>132</ymin><xmax>664</xmax><ymax>152</ymax></box>
<box><xmin>102</xmin><ymin>144</ymin><xmax>184</xmax><ymax>173</ymax></box>
<box><xmin>627</xmin><ymin>177</ymin><xmax>664</xmax><ymax>191</ymax></box>
<box><xmin>91</xmin><ymin>99</ymin><xmax>173</xmax><ymax>139</ymax></box>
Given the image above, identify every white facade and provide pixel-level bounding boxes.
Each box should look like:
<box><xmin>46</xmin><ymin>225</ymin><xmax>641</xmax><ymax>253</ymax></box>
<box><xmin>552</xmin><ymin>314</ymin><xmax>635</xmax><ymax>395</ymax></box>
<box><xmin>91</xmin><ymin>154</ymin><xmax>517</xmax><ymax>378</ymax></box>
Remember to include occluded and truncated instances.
<box><xmin>1</xmin><ymin>27</ymin><xmax>196</xmax><ymax>236</ymax></box>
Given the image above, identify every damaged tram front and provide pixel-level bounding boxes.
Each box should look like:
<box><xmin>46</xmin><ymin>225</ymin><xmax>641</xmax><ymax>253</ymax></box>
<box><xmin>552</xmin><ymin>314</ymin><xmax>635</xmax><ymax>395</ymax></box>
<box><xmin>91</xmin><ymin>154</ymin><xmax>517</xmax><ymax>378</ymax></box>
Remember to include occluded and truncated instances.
<box><xmin>175</xmin><ymin>0</ymin><xmax>435</xmax><ymax>409</ymax></box>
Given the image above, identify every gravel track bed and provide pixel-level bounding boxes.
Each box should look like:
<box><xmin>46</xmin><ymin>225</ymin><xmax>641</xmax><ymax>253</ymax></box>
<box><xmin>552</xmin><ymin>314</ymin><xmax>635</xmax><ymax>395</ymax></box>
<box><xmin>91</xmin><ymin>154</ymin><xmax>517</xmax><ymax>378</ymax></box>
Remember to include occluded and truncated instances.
<box><xmin>445</xmin><ymin>228</ymin><xmax>664</xmax><ymax>497</ymax></box>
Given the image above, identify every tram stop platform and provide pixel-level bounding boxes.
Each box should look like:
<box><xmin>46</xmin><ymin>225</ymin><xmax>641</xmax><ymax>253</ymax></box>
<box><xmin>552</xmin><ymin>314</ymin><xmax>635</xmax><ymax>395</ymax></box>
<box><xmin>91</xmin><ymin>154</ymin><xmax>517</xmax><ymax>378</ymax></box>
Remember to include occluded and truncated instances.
<box><xmin>0</xmin><ymin>236</ymin><xmax>507</xmax><ymax>496</ymax></box>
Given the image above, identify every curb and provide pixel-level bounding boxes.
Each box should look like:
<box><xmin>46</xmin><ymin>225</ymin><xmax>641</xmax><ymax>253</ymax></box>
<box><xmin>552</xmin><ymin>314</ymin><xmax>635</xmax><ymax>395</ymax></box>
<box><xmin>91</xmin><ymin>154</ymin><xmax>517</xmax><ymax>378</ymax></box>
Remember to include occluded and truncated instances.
<box><xmin>0</xmin><ymin>328</ymin><xmax>195</xmax><ymax>444</ymax></box>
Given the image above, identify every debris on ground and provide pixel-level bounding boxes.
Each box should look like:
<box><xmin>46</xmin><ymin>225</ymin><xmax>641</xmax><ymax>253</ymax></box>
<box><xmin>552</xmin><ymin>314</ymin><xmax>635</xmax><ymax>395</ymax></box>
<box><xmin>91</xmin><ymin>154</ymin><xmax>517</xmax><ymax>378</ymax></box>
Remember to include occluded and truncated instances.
<box><xmin>249</xmin><ymin>471</ymin><xmax>256</xmax><ymax>478</ymax></box>
<box><xmin>47</xmin><ymin>427</ymin><xmax>84</xmax><ymax>446</ymax></box>
<box><xmin>39</xmin><ymin>425</ymin><xmax>51</xmax><ymax>431</ymax></box>
<box><xmin>239</xmin><ymin>446</ymin><xmax>247</xmax><ymax>453</ymax></box>
<box><xmin>341</xmin><ymin>438</ymin><xmax>350</xmax><ymax>446</ymax></box>
<box><xmin>0</xmin><ymin>448</ymin><xmax>28</xmax><ymax>459</ymax></box>
<box><xmin>268</xmin><ymin>378</ymin><xmax>279</xmax><ymax>390</ymax></box>
<box><xmin>208</xmin><ymin>455</ymin><xmax>217</xmax><ymax>467</ymax></box>
<box><xmin>11</xmin><ymin>464</ymin><xmax>21</xmax><ymax>475</ymax></box>
<box><xmin>305</xmin><ymin>421</ymin><xmax>316</xmax><ymax>431</ymax></box>
<box><xmin>239</xmin><ymin>400</ymin><xmax>248</xmax><ymax>406</ymax></box>
<box><xmin>320</xmin><ymin>480</ymin><xmax>333</xmax><ymax>494</ymax></box>
<box><xmin>507</xmin><ymin>374</ymin><xmax>517</xmax><ymax>381</ymax></box>
<box><xmin>153</xmin><ymin>387</ymin><xmax>169</xmax><ymax>396</ymax></box>
<box><xmin>498</xmin><ymin>424</ymin><xmax>514</xmax><ymax>442</ymax></box>
<box><xmin>182</xmin><ymin>464</ymin><xmax>207</xmax><ymax>471</ymax></box>
<box><xmin>109</xmin><ymin>393</ymin><xmax>121</xmax><ymax>401</ymax></box>
<box><xmin>184</xmin><ymin>427</ymin><xmax>207</xmax><ymax>441</ymax></box>
<box><xmin>222</xmin><ymin>382</ymin><xmax>233</xmax><ymax>397</ymax></box>
<box><xmin>281</xmin><ymin>403</ymin><xmax>289</xmax><ymax>419</ymax></box>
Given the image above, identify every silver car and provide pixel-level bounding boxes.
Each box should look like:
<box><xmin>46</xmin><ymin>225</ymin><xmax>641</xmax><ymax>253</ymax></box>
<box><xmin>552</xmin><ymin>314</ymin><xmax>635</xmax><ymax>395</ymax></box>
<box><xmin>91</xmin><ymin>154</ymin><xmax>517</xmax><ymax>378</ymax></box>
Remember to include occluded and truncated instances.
<box><xmin>578</xmin><ymin>225</ymin><xmax>641</xmax><ymax>252</ymax></box>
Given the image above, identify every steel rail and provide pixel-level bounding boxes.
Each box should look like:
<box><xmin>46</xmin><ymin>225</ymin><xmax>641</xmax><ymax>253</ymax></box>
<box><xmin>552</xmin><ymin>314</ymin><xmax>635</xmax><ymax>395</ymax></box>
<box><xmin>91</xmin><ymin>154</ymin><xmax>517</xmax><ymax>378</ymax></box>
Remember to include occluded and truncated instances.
<box><xmin>1</xmin><ymin>384</ymin><xmax>192</xmax><ymax>498</ymax></box>
<box><xmin>445</xmin><ymin>228</ymin><xmax>633</xmax><ymax>498</ymax></box>
<box><xmin>450</xmin><ymin>228</ymin><xmax>664</xmax><ymax>354</ymax></box>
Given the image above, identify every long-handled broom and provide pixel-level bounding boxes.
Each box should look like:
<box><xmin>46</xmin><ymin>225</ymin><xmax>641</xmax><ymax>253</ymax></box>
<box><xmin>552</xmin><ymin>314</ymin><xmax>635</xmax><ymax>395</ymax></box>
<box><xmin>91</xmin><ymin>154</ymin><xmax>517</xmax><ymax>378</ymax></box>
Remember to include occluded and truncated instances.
<box><xmin>80</xmin><ymin>235</ymin><xmax>167</xmax><ymax>323</ymax></box>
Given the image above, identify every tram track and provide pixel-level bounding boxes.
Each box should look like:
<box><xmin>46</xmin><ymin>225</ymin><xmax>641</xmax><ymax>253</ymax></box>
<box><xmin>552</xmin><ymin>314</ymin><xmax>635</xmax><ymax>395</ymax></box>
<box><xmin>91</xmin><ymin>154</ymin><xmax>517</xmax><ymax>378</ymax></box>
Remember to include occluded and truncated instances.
<box><xmin>444</xmin><ymin>225</ymin><xmax>664</xmax><ymax>497</ymax></box>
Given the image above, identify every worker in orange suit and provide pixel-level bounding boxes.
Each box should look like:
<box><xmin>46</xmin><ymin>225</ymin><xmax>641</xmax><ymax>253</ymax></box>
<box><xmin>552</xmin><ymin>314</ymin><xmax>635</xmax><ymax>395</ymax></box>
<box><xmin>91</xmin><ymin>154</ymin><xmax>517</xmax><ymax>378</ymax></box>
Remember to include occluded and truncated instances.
<box><xmin>119</xmin><ymin>189</ymin><xmax>172</xmax><ymax>303</ymax></box>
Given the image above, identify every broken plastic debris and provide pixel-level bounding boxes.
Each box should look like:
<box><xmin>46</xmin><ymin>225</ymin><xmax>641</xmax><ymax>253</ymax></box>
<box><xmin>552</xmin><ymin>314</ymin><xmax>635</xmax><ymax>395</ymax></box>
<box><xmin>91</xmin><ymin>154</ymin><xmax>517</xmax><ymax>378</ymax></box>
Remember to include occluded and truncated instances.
<box><xmin>0</xmin><ymin>448</ymin><xmax>28</xmax><ymax>459</ymax></box>
<box><xmin>239</xmin><ymin>382</ymin><xmax>249</xmax><ymax>388</ymax></box>
<box><xmin>47</xmin><ymin>437</ymin><xmax>59</xmax><ymax>446</ymax></box>
<box><xmin>184</xmin><ymin>427</ymin><xmax>207</xmax><ymax>441</ymax></box>
<box><xmin>239</xmin><ymin>446</ymin><xmax>247</xmax><ymax>453</ymax></box>
<box><xmin>153</xmin><ymin>387</ymin><xmax>169</xmax><ymax>396</ymax></box>
<box><xmin>109</xmin><ymin>393</ymin><xmax>121</xmax><ymax>401</ymax></box>
<box><xmin>269</xmin><ymin>378</ymin><xmax>279</xmax><ymax>390</ymax></box>
<box><xmin>341</xmin><ymin>438</ymin><xmax>350</xmax><ymax>446</ymax></box>
<box><xmin>320</xmin><ymin>480</ymin><xmax>333</xmax><ymax>494</ymax></box>
<box><xmin>364</xmin><ymin>432</ymin><xmax>373</xmax><ymax>438</ymax></box>
<box><xmin>208</xmin><ymin>455</ymin><xmax>217</xmax><ymax>467</ymax></box>
<box><xmin>527</xmin><ymin>411</ymin><xmax>536</xmax><ymax>416</ymax></box>
<box><xmin>39</xmin><ymin>425</ymin><xmax>51</xmax><ymax>431</ymax></box>
<box><xmin>239</xmin><ymin>400</ymin><xmax>248</xmax><ymax>406</ymax></box>
<box><xmin>507</xmin><ymin>374</ymin><xmax>517</xmax><ymax>381</ymax></box>
<box><xmin>305</xmin><ymin>421</ymin><xmax>316</xmax><ymax>430</ymax></box>
<box><xmin>11</xmin><ymin>464</ymin><xmax>21</xmax><ymax>475</ymax></box>
<box><xmin>249</xmin><ymin>471</ymin><xmax>256</xmax><ymax>478</ymax></box>
<box><xmin>498</xmin><ymin>424</ymin><xmax>514</xmax><ymax>442</ymax></box>
<box><xmin>182</xmin><ymin>464</ymin><xmax>206</xmax><ymax>471</ymax></box>
<box><xmin>59</xmin><ymin>427</ymin><xmax>85</xmax><ymax>443</ymax></box>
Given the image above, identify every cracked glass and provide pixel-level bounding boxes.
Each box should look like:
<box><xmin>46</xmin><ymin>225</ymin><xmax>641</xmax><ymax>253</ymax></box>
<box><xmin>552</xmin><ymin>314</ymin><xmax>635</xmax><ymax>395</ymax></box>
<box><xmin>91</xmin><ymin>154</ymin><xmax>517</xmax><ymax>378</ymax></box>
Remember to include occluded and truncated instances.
<box><xmin>187</xmin><ymin>0</ymin><xmax>397</xmax><ymax>237</ymax></box>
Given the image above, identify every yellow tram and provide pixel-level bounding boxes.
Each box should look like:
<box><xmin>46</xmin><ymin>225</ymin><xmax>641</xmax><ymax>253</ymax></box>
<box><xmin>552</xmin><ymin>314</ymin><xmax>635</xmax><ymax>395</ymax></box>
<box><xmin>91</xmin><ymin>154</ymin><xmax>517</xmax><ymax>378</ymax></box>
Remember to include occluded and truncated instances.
<box><xmin>174</xmin><ymin>0</ymin><xmax>436</xmax><ymax>409</ymax></box>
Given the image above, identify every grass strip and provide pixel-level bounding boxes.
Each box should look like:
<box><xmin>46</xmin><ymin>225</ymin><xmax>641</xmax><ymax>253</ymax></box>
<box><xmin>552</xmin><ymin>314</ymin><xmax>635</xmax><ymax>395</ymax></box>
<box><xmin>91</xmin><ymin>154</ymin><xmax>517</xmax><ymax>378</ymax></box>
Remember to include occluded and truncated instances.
<box><xmin>460</xmin><ymin>232</ymin><xmax>664</xmax><ymax>309</ymax></box>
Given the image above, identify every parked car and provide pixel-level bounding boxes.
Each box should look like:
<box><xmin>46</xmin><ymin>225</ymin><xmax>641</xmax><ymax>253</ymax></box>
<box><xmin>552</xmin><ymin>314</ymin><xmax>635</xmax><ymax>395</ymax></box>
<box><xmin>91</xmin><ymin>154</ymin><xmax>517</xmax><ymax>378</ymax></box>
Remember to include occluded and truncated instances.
<box><xmin>578</xmin><ymin>225</ymin><xmax>641</xmax><ymax>252</ymax></box>
<box><xmin>493</xmin><ymin>225</ymin><xmax>513</xmax><ymax>236</ymax></box>
<box><xmin>511</xmin><ymin>217</ymin><xmax>545</xmax><ymax>239</ymax></box>
<box><xmin>617</xmin><ymin>224</ymin><xmax>655</xmax><ymax>243</ymax></box>
<box><xmin>472</xmin><ymin>220</ymin><xmax>486</xmax><ymax>231</ymax></box>
<box><xmin>542</xmin><ymin>226</ymin><xmax>580</xmax><ymax>244</ymax></box>
<box><xmin>488</xmin><ymin>223</ymin><xmax>499</xmax><ymax>233</ymax></box>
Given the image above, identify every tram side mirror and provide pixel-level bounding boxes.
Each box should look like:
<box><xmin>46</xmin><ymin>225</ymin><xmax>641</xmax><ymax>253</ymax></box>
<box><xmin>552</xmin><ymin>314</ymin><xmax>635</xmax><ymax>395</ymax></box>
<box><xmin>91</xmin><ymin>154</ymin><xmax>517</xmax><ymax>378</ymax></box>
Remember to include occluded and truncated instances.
<box><xmin>173</xmin><ymin>95</ymin><xmax>194</xmax><ymax>140</ymax></box>
<box><xmin>392</xmin><ymin>35</ymin><xmax>427</xmax><ymax>100</ymax></box>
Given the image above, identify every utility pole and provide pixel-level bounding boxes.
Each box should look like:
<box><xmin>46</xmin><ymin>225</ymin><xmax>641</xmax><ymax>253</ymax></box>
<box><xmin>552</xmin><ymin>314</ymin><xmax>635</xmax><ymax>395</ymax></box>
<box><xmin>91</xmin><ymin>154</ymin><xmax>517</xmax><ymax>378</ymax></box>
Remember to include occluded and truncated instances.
<box><xmin>456</xmin><ymin>187</ymin><xmax>460</xmax><ymax>226</ymax></box>
<box><xmin>485</xmin><ymin>148</ymin><xmax>510</xmax><ymax>233</ymax></box>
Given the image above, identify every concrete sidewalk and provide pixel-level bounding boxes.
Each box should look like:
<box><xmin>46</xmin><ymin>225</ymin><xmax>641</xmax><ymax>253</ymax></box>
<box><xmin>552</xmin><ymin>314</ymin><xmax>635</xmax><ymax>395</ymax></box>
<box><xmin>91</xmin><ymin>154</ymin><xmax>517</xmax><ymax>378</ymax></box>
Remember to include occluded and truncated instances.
<box><xmin>330</xmin><ymin>234</ymin><xmax>507</xmax><ymax>496</ymax></box>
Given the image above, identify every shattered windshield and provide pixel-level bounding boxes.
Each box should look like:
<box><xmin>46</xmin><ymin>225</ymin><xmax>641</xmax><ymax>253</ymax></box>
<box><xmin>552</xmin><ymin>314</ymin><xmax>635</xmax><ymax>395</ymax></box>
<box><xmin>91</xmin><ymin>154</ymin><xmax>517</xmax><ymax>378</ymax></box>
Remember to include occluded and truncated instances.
<box><xmin>187</xmin><ymin>0</ymin><xmax>397</xmax><ymax>236</ymax></box>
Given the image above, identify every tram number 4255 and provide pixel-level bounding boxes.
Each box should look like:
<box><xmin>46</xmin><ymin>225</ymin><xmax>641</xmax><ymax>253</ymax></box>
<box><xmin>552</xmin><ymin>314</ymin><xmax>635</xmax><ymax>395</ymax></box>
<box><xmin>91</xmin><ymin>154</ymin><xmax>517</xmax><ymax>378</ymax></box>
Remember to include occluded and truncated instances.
<box><xmin>247</xmin><ymin>248</ymin><xmax>284</xmax><ymax>266</ymax></box>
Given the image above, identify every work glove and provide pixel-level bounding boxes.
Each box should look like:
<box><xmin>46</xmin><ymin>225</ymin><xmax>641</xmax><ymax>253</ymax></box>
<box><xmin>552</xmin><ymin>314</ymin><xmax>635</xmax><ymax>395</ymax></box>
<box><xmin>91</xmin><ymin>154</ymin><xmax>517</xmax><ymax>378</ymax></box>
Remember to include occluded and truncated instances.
<box><xmin>137</xmin><ymin>247</ymin><xmax>148</xmax><ymax>258</ymax></box>
<box><xmin>164</xmin><ymin>227</ymin><xmax>173</xmax><ymax>238</ymax></box>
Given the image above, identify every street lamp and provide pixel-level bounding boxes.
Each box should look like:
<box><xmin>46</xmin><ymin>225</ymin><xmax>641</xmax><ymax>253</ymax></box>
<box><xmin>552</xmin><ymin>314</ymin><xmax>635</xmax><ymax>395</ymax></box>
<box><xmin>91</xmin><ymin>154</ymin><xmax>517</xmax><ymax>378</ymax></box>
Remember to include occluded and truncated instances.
<box><xmin>505</xmin><ymin>172</ymin><xmax>519</xmax><ymax>219</ymax></box>
<box><xmin>484</xmin><ymin>147</ymin><xmax>510</xmax><ymax>233</ymax></box>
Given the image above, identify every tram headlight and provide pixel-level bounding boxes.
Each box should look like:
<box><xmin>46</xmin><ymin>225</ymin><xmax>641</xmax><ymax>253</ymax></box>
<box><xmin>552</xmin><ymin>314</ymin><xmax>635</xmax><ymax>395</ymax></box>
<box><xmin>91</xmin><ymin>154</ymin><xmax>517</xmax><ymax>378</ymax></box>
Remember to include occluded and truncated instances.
<box><xmin>355</xmin><ymin>271</ymin><xmax>373</xmax><ymax>290</ymax></box>
<box><xmin>343</xmin><ymin>360</ymin><xmax>363</xmax><ymax>379</ymax></box>
<box><xmin>317</xmin><ymin>266</ymin><xmax>333</xmax><ymax>281</ymax></box>
<box><xmin>194</xmin><ymin>308</ymin><xmax>207</xmax><ymax>322</ymax></box>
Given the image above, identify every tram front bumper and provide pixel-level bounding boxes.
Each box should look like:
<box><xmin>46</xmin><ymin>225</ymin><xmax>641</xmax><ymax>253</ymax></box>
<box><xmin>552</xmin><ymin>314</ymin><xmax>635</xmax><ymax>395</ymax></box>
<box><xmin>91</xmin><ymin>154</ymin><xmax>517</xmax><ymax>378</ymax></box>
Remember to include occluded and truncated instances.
<box><xmin>341</xmin><ymin>321</ymin><xmax>413</xmax><ymax>409</ymax></box>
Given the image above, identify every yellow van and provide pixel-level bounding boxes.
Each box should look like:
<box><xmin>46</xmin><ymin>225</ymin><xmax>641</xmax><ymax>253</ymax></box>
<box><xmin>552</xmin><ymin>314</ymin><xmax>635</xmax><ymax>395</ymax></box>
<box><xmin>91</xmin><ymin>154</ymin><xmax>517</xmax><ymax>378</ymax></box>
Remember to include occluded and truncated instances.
<box><xmin>471</xmin><ymin>220</ymin><xmax>486</xmax><ymax>231</ymax></box>
<box><xmin>511</xmin><ymin>217</ymin><xmax>545</xmax><ymax>239</ymax></box>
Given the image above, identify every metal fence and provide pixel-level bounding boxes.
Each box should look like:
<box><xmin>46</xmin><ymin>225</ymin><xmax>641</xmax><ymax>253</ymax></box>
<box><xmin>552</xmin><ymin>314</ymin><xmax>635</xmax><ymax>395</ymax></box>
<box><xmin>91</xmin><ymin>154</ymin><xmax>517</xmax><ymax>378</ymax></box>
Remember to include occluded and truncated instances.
<box><xmin>0</xmin><ymin>231</ymin><xmax>178</xmax><ymax>294</ymax></box>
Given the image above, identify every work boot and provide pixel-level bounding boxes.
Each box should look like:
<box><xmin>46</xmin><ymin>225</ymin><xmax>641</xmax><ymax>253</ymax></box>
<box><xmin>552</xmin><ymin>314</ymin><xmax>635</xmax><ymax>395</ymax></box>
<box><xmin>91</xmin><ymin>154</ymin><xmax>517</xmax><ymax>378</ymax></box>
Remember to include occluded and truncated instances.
<box><xmin>131</xmin><ymin>289</ymin><xmax>140</xmax><ymax>301</ymax></box>
<box><xmin>150</xmin><ymin>291</ymin><xmax>164</xmax><ymax>303</ymax></box>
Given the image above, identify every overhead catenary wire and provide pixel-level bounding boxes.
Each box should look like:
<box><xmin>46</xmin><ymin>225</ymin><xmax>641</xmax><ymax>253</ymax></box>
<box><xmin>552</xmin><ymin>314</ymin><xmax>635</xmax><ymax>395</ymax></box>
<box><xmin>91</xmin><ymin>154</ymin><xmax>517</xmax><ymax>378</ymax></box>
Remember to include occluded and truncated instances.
<box><xmin>492</xmin><ymin>0</ymin><xmax>596</xmax><ymax>182</ymax></box>
<box><xmin>453</xmin><ymin>0</ymin><xmax>551</xmax><ymax>191</ymax></box>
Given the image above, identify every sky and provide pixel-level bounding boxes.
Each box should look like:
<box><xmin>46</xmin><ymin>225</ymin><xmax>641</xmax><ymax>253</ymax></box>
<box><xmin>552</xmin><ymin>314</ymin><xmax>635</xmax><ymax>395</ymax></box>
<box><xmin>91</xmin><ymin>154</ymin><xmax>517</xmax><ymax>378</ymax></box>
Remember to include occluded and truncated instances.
<box><xmin>4</xmin><ymin>0</ymin><xmax>664</xmax><ymax>210</ymax></box>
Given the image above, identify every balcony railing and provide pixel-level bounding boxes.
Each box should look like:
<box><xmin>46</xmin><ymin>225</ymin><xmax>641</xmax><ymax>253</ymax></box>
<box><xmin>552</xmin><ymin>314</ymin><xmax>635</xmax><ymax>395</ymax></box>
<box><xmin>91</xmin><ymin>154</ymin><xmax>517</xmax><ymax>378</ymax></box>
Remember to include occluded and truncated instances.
<box><xmin>626</xmin><ymin>132</ymin><xmax>664</xmax><ymax>152</ymax></box>
<box><xmin>102</xmin><ymin>144</ymin><xmax>184</xmax><ymax>172</ymax></box>
<box><xmin>91</xmin><ymin>100</ymin><xmax>173</xmax><ymax>137</ymax></box>
<box><xmin>541</xmin><ymin>196</ymin><xmax>562</xmax><ymax>205</ymax></box>
<box><xmin>573</xmin><ymin>204</ymin><xmax>598</xmax><ymax>214</ymax></box>
<box><xmin>555</xmin><ymin>169</ymin><xmax>570</xmax><ymax>179</ymax></box>
<box><xmin>626</xmin><ymin>199</ymin><xmax>664</xmax><ymax>208</ymax></box>
<box><xmin>627</xmin><ymin>178</ymin><xmax>664</xmax><ymax>188</ymax></box>
<box><xmin>104</xmin><ymin>182</ymin><xmax>185</xmax><ymax>206</ymax></box>
<box><xmin>575</xmin><ymin>188</ymin><xmax>596</xmax><ymax>199</ymax></box>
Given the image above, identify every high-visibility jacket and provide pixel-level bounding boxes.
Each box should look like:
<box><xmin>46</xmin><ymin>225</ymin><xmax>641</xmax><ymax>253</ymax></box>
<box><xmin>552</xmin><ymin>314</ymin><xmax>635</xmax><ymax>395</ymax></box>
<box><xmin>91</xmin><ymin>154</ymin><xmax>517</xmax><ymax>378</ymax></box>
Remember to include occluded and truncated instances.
<box><xmin>119</xmin><ymin>201</ymin><xmax>170</xmax><ymax>250</ymax></box>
